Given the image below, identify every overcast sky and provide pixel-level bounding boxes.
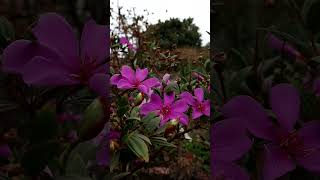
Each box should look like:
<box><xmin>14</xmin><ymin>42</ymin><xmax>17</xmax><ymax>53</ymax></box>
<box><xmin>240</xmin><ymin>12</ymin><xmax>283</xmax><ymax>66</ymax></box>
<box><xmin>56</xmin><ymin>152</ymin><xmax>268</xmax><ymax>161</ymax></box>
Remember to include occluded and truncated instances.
<box><xmin>111</xmin><ymin>0</ymin><xmax>210</xmax><ymax>46</ymax></box>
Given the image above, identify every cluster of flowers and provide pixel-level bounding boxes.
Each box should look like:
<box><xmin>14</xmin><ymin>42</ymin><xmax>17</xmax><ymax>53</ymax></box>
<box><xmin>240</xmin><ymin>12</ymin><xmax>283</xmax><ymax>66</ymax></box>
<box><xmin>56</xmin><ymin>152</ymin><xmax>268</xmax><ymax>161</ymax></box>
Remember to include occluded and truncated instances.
<box><xmin>110</xmin><ymin>65</ymin><xmax>210</xmax><ymax>126</ymax></box>
<box><xmin>212</xmin><ymin>83</ymin><xmax>320</xmax><ymax>180</ymax></box>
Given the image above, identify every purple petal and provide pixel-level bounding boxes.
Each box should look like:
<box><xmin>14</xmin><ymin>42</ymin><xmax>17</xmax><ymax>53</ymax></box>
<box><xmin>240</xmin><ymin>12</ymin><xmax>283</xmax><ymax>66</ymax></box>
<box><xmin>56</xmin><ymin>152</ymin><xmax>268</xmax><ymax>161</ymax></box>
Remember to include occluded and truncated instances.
<box><xmin>135</xmin><ymin>68</ymin><xmax>148</xmax><ymax>82</ymax></box>
<box><xmin>180</xmin><ymin>91</ymin><xmax>195</xmax><ymax>105</ymax></box>
<box><xmin>172</xmin><ymin>99</ymin><xmax>189</xmax><ymax>113</ymax></box>
<box><xmin>267</xmin><ymin>33</ymin><xmax>301</xmax><ymax>60</ymax></box>
<box><xmin>140</xmin><ymin>103</ymin><xmax>160</xmax><ymax>115</ymax></box>
<box><xmin>296</xmin><ymin>149</ymin><xmax>320</xmax><ymax>173</ymax></box>
<box><xmin>0</xmin><ymin>144</ymin><xmax>11</xmax><ymax>158</ymax></box>
<box><xmin>117</xmin><ymin>79</ymin><xmax>134</xmax><ymax>89</ymax></box>
<box><xmin>119</xmin><ymin>37</ymin><xmax>129</xmax><ymax>45</ymax></box>
<box><xmin>203</xmin><ymin>100</ymin><xmax>210</xmax><ymax>116</ymax></box>
<box><xmin>192</xmin><ymin>107</ymin><xmax>203</xmax><ymax>119</ymax></box>
<box><xmin>263</xmin><ymin>144</ymin><xmax>295</xmax><ymax>180</ymax></box>
<box><xmin>110</xmin><ymin>74</ymin><xmax>122</xmax><ymax>85</ymax></box>
<box><xmin>212</xmin><ymin>160</ymin><xmax>250</xmax><ymax>180</ymax></box>
<box><xmin>96</xmin><ymin>142</ymin><xmax>109</xmax><ymax>166</ymax></box>
<box><xmin>120</xmin><ymin>65</ymin><xmax>135</xmax><ymax>83</ymax></box>
<box><xmin>270</xmin><ymin>83</ymin><xmax>300</xmax><ymax>131</ymax></box>
<box><xmin>160</xmin><ymin>116</ymin><xmax>170</xmax><ymax>126</ymax></box>
<box><xmin>221</xmin><ymin>95</ymin><xmax>274</xmax><ymax>140</ymax></box>
<box><xmin>81</xmin><ymin>19</ymin><xmax>109</xmax><ymax>65</ymax></box>
<box><xmin>298</xmin><ymin>121</ymin><xmax>320</xmax><ymax>149</ymax></box>
<box><xmin>2</xmin><ymin>40</ymin><xmax>65</xmax><ymax>73</ymax></box>
<box><xmin>177</xmin><ymin>113</ymin><xmax>189</xmax><ymax>126</ymax></box>
<box><xmin>142</xmin><ymin>78</ymin><xmax>160</xmax><ymax>88</ymax></box>
<box><xmin>89</xmin><ymin>73</ymin><xmax>109</xmax><ymax>97</ymax></box>
<box><xmin>149</xmin><ymin>94</ymin><xmax>163</xmax><ymax>108</ymax></box>
<box><xmin>164</xmin><ymin>92</ymin><xmax>175</xmax><ymax>105</ymax></box>
<box><xmin>137</xmin><ymin>84</ymin><xmax>149</xmax><ymax>95</ymax></box>
<box><xmin>32</xmin><ymin>13</ymin><xmax>79</xmax><ymax>69</ymax></box>
<box><xmin>295</xmin><ymin>121</ymin><xmax>320</xmax><ymax>172</ymax></box>
<box><xmin>211</xmin><ymin>119</ymin><xmax>252</xmax><ymax>161</ymax></box>
<box><xmin>194</xmin><ymin>88</ymin><xmax>204</xmax><ymax>102</ymax></box>
<box><xmin>313</xmin><ymin>78</ymin><xmax>320</xmax><ymax>97</ymax></box>
<box><xmin>21</xmin><ymin>56</ymin><xmax>78</xmax><ymax>86</ymax></box>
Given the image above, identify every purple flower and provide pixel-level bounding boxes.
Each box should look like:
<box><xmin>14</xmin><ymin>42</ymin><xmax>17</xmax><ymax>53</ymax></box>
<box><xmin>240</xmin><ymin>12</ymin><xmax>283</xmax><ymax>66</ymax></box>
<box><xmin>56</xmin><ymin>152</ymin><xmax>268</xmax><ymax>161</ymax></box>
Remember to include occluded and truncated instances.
<box><xmin>0</xmin><ymin>144</ymin><xmax>11</xmax><ymax>159</ymax></box>
<box><xmin>221</xmin><ymin>83</ymin><xmax>320</xmax><ymax>180</ymax></box>
<box><xmin>119</xmin><ymin>37</ymin><xmax>136</xmax><ymax>51</ymax></box>
<box><xmin>211</xmin><ymin>119</ymin><xmax>252</xmax><ymax>180</ymax></box>
<box><xmin>119</xmin><ymin>37</ymin><xmax>129</xmax><ymax>45</ymax></box>
<box><xmin>267</xmin><ymin>33</ymin><xmax>304</xmax><ymax>61</ymax></box>
<box><xmin>110</xmin><ymin>65</ymin><xmax>160</xmax><ymax>95</ymax></box>
<box><xmin>180</xmin><ymin>88</ymin><xmax>210</xmax><ymax>119</ymax></box>
<box><xmin>140</xmin><ymin>92</ymin><xmax>189</xmax><ymax>126</ymax></box>
<box><xmin>109</xmin><ymin>130</ymin><xmax>121</xmax><ymax>140</ymax></box>
<box><xmin>2</xmin><ymin>13</ymin><xmax>109</xmax><ymax>97</ymax></box>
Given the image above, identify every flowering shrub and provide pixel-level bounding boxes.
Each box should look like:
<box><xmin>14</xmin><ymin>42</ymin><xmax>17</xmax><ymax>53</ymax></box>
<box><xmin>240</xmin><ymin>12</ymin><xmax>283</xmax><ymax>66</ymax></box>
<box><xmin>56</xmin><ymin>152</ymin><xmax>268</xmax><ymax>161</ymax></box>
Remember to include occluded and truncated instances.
<box><xmin>109</xmin><ymin>5</ymin><xmax>210</xmax><ymax>179</ymax></box>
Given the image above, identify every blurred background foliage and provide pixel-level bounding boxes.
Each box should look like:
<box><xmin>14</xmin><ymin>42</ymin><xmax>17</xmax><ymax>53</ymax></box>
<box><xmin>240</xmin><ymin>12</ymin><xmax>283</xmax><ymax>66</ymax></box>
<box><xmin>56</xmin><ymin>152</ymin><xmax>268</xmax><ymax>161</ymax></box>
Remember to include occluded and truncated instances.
<box><xmin>212</xmin><ymin>0</ymin><xmax>320</xmax><ymax>179</ymax></box>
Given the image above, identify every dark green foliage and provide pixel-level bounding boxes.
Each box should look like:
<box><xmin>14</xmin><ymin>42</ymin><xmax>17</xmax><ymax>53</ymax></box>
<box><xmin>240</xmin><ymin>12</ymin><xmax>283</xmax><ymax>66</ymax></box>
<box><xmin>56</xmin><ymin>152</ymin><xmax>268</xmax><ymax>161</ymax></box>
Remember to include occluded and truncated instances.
<box><xmin>145</xmin><ymin>18</ymin><xmax>202</xmax><ymax>48</ymax></box>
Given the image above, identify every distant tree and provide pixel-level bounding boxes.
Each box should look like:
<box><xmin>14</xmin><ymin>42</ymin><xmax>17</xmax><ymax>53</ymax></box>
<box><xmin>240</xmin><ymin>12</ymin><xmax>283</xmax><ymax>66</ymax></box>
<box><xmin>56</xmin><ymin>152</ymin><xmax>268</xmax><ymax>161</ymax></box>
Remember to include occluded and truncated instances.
<box><xmin>144</xmin><ymin>17</ymin><xmax>202</xmax><ymax>49</ymax></box>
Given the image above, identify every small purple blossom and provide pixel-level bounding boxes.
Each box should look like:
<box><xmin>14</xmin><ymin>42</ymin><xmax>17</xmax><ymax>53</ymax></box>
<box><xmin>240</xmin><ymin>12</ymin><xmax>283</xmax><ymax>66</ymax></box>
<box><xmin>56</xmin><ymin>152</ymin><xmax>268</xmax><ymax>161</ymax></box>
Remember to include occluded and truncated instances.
<box><xmin>221</xmin><ymin>83</ymin><xmax>320</xmax><ymax>180</ymax></box>
<box><xmin>267</xmin><ymin>33</ymin><xmax>304</xmax><ymax>61</ymax></box>
<box><xmin>140</xmin><ymin>92</ymin><xmax>189</xmax><ymax>126</ymax></box>
<box><xmin>2</xmin><ymin>13</ymin><xmax>109</xmax><ymax>97</ymax></box>
<box><xmin>110</xmin><ymin>65</ymin><xmax>160</xmax><ymax>95</ymax></box>
<box><xmin>119</xmin><ymin>36</ymin><xmax>136</xmax><ymax>51</ymax></box>
<box><xmin>180</xmin><ymin>88</ymin><xmax>210</xmax><ymax>119</ymax></box>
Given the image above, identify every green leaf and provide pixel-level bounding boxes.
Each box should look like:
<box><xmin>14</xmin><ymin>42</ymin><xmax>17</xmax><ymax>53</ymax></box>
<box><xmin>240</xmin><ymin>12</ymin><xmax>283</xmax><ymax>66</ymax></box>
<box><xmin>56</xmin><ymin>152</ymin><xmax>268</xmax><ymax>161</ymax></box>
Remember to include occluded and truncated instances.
<box><xmin>78</xmin><ymin>98</ymin><xmax>105</xmax><ymax>141</ymax></box>
<box><xmin>302</xmin><ymin>0</ymin><xmax>320</xmax><ymax>33</ymax></box>
<box><xmin>110</xmin><ymin>172</ymin><xmax>131</xmax><ymax>180</ymax></box>
<box><xmin>150</xmin><ymin>137</ymin><xmax>176</xmax><ymax>148</ymax></box>
<box><xmin>135</xmin><ymin>134</ymin><xmax>151</xmax><ymax>145</ymax></box>
<box><xmin>117</xmin><ymin>96</ymin><xmax>129</xmax><ymax>117</ymax></box>
<box><xmin>142</xmin><ymin>113</ymin><xmax>160</xmax><ymax>132</ymax></box>
<box><xmin>65</xmin><ymin>153</ymin><xmax>87</xmax><ymax>176</ymax></box>
<box><xmin>110</xmin><ymin>152</ymin><xmax>120</xmax><ymax>172</ymax></box>
<box><xmin>124</xmin><ymin>132</ymin><xmax>149</xmax><ymax>162</ymax></box>
<box><xmin>0</xmin><ymin>16</ymin><xmax>14</xmax><ymax>46</ymax></box>
<box><xmin>56</xmin><ymin>176</ymin><xmax>92</xmax><ymax>180</ymax></box>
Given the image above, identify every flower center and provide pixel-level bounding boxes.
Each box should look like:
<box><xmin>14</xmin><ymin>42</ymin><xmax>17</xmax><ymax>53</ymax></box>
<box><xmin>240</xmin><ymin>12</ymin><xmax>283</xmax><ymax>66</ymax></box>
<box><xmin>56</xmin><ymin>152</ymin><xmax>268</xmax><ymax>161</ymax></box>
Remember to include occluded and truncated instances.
<box><xmin>71</xmin><ymin>55</ymin><xmax>98</xmax><ymax>83</ymax></box>
<box><xmin>160</xmin><ymin>105</ymin><xmax>171</xmax><ymax>117</ymax></box>
<box><xmin>279</xmin><ymin>131</ymin><xmax>313</xmax><ymax>157</ymax></box>
<box><xmin>196</xmin><ymin>102</ymin><xmax>205</xmax><ymax>112</ymax></box>
<box><xmin>132</xmin><ymin>78</ymin><xmax>140</xmax><ymax>87</ymax></box>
